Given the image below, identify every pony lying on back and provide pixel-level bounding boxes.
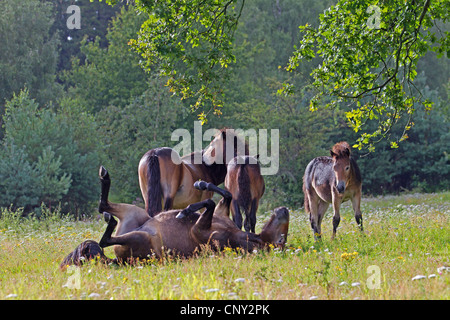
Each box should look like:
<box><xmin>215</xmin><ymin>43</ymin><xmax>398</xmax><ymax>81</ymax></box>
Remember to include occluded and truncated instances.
<box><xmin>302</xmin><ymin>141</ymin><xmax>363</xmax><ymax>240</ymax></box>
<box><xmin>61</xmin><ymin>166</ymin><xmax>288</xmax><ymax>268</ymax></box>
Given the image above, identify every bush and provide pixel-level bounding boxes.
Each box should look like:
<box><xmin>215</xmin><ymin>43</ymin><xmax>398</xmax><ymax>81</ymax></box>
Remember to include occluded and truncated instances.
<box><xmin>0</xmin><ymin>90</ymin><xmax>101</xmax><ymax>215</ymax></box>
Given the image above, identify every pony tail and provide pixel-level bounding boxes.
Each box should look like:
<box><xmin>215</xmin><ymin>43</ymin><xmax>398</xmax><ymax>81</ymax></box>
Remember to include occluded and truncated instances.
<box><xmin>237</xmin><ymin>163</ymin><xmax>252</xmax><ymax>214</ymax></box>
<box><xmin>302</xmin><ymin>160</ymin><xmax>314</xmax><ymax>214</ymax></box>
<box><xmin>302</xmin><ymin>166</ymin><xmax>311</xmax><ymax>214</ymax></box>
<box><xmin>302</xmin><ymin>183</ymin><xmax>310</xmax><ymax>213</ymax></box>
<box><xmin>147</xmin><ymin>154</ymin><xmax>162</xmax><ymax>217</ymax></box>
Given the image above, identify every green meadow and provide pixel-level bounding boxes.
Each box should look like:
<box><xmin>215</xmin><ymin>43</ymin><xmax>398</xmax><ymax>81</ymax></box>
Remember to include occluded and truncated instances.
<box><xmin>0</xmin><ymin>192</ymin><xmax>448</xmax><ymax>300</ymax></box>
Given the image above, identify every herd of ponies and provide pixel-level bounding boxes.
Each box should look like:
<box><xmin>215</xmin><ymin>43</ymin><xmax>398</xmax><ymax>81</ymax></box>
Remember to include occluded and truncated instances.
<box><xmin>61</xmin><ymin>129</ymin><xmax>363</xmax><ymax>268</ymax></box>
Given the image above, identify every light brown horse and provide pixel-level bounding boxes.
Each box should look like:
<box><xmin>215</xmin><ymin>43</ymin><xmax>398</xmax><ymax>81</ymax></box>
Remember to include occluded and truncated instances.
<box><xmin>61</xmin><ymin>166</ymin><xmax>289</xmax><ymax>266</ymax></box>
<box><xmin>138</xmin><ymin>129</ymin><xmax>248</xmax><ymax>216</ymax></box>
<box><xmin>223</xmin><ymin>155</ymin><xmax>265</xmax><ymax>233</ymax></box>
<box><xmin>302</xmin><ymin>141</ymin><xmax>362</xmax><ymax>240</ymax></box>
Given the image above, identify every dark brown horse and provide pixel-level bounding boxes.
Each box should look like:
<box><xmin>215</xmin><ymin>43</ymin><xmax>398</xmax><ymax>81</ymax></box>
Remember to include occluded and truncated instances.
<box><xmin>60</xmin><ymin>240</ymin><xmax>110</xmax><ymax>270</ymax></box>
<box><xmin>224</xmin><ymin>155</ymin><xmax>265</xmax><ymax>233</ymax></box>
<box><xmin>61</xmin><ymin>166</ymin><xmax>289</xmax><ymax>267</ymax></box>
<box><xmin>138</xmin><ymin>129</ymin><xmax>248</xmax><ymax>216</ymax></box>
<box><xmin>302</xmin><ymin>141</ymin><xmax>362</xmax><ymax>240</ymax></box>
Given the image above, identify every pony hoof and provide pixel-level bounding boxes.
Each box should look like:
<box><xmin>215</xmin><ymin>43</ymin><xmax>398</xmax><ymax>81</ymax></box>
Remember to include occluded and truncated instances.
<box><xmin>194</xmin><ymin>181</ymin><xmax>206</xmax><ymax>190</ymax></box>
<box><xmin>176</xmin><ymin>210</ymin><xmax>188</xmax><ymax>219</ymax></box>
<box><xmin>103</xmin><ymin>212</ymin><xmax>111</xmax><ymax>223</ymax></box>
<box><xmin>99</xmin><ymin>165</ymin><xmax>108</xmax><ymax>178</ymax></box>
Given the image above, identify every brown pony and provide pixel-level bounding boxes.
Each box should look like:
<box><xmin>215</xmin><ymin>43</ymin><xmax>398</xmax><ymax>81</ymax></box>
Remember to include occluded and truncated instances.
<box><xmin>138</xmin><ymin>129</ymin><xmax>248</xmax><ymax>216</ymax></box>
<box><xmin>60</xmin><ymin>240</ymin><xmax>110</xmax><ymax>270</ymax></box>
<box><xmin>224</xmin><ymin>155</ymin><xmax>265</xmax><ymax>233</ymax></box>
<box><xmin>302</xmin><ymin>141</ymin><xmax>362</xmax><ymax>240</ymax></box>
<box><xmin>60</xmin><ymin>166</ymin><xmax>289</xmax><ymax>266</ymax></box>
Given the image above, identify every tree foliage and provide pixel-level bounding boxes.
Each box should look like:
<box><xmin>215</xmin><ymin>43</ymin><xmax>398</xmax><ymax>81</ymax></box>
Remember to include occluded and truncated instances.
<box><xmin>98</xmin><ymin>75</ymin><xmax>185</xmax><ymax>201</ymax></box>
<box><xmin>0</xmin><ymin>0</ymin><xmax>61</xmax><ymax>107</ymax></box>
<box><xmin>62</xmin><ymin>6</ymin><xmax>148</xmax><ymax>113</ymax></box>
<box><xmin>285</xmin><ymin>0</ymin><xmax>449</xmax><ymax>151</ymax></box>
<box><xmin>105</xmin><ymin>0</ymin><xmax>246</xmax><ymax>123</ymax></box>
<box><xmin>47</xmin><ymin>0</ymin><xmax>123</xmax><ymax>72</ymax></box>
<box><xmin>0</xmin><ymin>90</ymin><xmax>101</xmax><ymax>215</ymax></box>
<box><xmin>100</xmin><ymin>0</ymin><xmax>448</xmax><ymax>146</ymax></box>
<box><xmin>352</xmin><ymin>73</ymin><xmax>449</xmax><ymax>194</ymax></box>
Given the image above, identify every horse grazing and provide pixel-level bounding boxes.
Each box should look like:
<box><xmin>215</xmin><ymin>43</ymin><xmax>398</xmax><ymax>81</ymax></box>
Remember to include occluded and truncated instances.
<box><xmin>60</xmin><ymin>166</ymin><xmax>289</xmax><ymax>266</ymax></box>
<box><xmin>302</xmin><ymin>141</ymin><xmax>362</xmax><ymax>240</ymax></box>
<box><xmin>138</xmin><ymin>128</ymin><xmax>248</xmax><ymax>217</ymax></box>
<box><xmin>223</xmin><ymin>155</ymin><xmax>265</xmax><ymax>233</ymax></box>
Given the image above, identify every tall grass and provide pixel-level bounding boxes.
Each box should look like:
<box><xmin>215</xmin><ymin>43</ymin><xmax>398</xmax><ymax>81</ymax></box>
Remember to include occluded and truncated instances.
<box><xmin>0</xmin><ymin>192</ymin><xmax>449</xmax><ymax>299</ymax></box>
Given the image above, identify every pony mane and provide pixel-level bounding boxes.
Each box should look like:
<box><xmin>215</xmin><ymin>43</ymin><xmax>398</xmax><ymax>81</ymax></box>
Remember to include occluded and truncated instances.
<box><xmin>331</xmin><ymin>141</ymin><xmax>351</xmax><ymax>158</ymax></box>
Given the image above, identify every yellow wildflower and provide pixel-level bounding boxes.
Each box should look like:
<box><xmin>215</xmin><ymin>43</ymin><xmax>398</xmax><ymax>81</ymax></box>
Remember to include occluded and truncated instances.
<box><xmin>340</xmin><ymin>251</ymin><xmax>358</xmax><ymax>261</ymax></box>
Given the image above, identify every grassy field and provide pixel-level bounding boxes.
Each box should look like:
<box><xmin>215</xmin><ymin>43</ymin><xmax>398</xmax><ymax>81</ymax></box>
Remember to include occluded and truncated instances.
<box><xmin>0</xmin><ymin>192</ymin><xmax>449</xmax><ymax>300</ymax></box>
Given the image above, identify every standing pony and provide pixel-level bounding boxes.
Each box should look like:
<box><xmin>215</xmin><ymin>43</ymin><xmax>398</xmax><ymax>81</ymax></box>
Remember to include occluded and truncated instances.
<box><xmin>302</xmin><ymin>141</ymin><xmax>362</xmax><ymax>240</ymax></box>
<box><xmin>138</xmin><ymin>129</ymin><xmax>248</xmax><ymax>217</ymax></box>
<box><xmin>224</xmin><ymin>155</ymin><xmax>265</xmax><ymax>233</ymax></box>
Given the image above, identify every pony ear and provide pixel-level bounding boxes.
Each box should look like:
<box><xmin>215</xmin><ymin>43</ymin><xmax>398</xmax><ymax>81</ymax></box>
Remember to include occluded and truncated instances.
<box><xmin>344</xmin><ymin>147</ymin><xmax>350</xmax><ymax>157</ymax></box>
<box><xmin>330</xmin><ymin>150</ymin><xmax>337</xmax><ymax>158</ymax></box>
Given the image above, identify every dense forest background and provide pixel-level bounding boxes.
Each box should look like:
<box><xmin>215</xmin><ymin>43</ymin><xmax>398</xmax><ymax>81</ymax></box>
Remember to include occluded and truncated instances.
<box><xmin>0</xmin><ymin>0</ymin><xmax>448</xmax><ymax>216</ymax></box>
